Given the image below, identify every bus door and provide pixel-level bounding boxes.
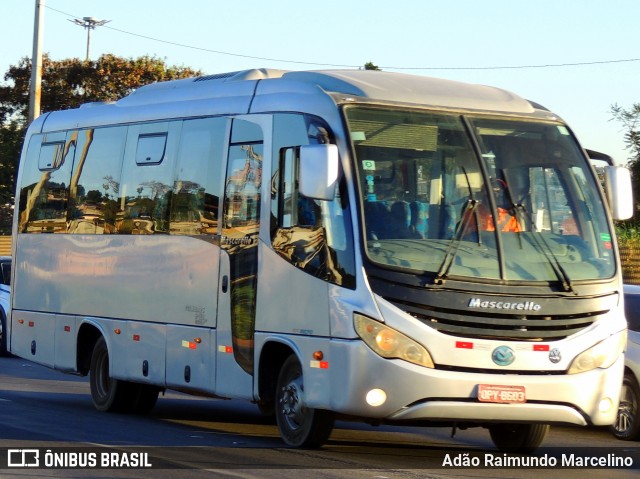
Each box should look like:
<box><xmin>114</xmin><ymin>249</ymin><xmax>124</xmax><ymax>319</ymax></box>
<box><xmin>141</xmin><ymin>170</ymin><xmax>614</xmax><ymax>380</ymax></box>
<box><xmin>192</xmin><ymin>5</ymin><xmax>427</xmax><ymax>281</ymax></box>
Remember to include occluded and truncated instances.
<box><xmin>215</xmin><ymin>117</ymin><xmax>266</xmax><ymax>398</ymax></box>
<box><xmin>163</xmin><ymin>117</ymin><xmax>227</xmax><ymax>392</ymax></box>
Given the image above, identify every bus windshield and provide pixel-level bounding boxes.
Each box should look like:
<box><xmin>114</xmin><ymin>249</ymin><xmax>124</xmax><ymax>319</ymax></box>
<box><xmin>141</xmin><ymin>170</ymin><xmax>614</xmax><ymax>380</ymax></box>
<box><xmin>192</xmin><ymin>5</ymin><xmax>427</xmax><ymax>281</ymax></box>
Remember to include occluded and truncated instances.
<box><xmin>346</xmin><ymin>106</ymin><xmax>615</xmax><ymax>283</ymax></box>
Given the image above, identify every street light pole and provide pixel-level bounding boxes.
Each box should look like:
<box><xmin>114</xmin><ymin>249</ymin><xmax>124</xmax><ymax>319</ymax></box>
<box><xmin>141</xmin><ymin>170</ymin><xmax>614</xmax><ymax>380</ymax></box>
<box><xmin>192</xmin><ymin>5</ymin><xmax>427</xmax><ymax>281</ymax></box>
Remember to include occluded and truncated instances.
<box><xmin>69</xmin><ymin>17</ymin><xmax>110</xmax><ymax>61</ymax></box>
<box><xmin>28</xmin><ymin>0</ymin><xmax>45</xmax><ymax>125</ymax></box>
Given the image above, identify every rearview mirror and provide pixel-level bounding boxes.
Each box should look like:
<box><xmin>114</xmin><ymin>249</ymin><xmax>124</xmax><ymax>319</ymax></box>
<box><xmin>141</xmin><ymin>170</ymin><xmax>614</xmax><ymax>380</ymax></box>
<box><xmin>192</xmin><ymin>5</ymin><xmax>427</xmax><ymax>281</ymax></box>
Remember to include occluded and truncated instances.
<box><xmin>604</xmin><ymin>165</ymin><xmax>633</xmax><ymax>220</ymax></box>
<box><xmin>298</xmin><ymin>144</ymin><xmax>339</xmax><ymax>201</ymax></box>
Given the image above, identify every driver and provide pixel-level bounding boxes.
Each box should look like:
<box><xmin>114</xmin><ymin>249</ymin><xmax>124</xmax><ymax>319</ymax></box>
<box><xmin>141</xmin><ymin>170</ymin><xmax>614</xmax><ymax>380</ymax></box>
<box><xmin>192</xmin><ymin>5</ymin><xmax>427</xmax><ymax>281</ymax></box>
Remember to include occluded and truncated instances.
<box><xmin>461</xmin><ymin>178</ymin><xmax>523</xmax><ymax>235</ymax></box>
<box><xmin>483</xmin><ymin>178</ymin><xmax>522</xmax><ymax>233</ymax></box>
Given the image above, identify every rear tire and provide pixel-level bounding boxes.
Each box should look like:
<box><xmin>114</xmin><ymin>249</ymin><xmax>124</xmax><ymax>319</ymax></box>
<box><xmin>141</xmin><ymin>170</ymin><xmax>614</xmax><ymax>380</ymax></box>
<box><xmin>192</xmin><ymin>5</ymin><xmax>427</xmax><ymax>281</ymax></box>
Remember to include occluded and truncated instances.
<box><xmin>89</xmin><ymin>336</ymin><xmax>133</xmax><ymax>412</ymax></box>
<box><xmin>488</xmin><ymin>423</ymin><xmax>549</xmax><ymax>453</ymax></box>
<box><xmin>131</xmin><ymin>384</ymin><xmax>160</xmax><ymax>414</ymax></box>
<box><xmin>275</xmin><ymin>355</ymin><xmax>334</xmax><ymax>448</ymax></box>
<box><xmin>609</xmin><ymin>372</ymin><xmax>640</xmax><ymax>440</ymax></box>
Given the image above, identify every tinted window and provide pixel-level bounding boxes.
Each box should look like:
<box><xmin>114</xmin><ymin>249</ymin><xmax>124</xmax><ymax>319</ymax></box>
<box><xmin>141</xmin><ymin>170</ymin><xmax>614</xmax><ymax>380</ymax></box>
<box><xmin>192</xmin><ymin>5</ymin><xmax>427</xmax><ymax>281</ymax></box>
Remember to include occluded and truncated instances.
<box><xmin>119</xmin><ymin>123</ymin><xmax>176</xmax><ymax>234</ymax></box>
<box><xmin>271</xmin><ymin>114</ymin><xmax>355</xmax><ymax>288</ymax></box>
<box><xmin>224</xmin><ymin>121</ymin><xmax>262</xmax><ymax>231</ymax></box>
<box><xmin>68</xmin><ymin>127</ymin><xmax>126</xmax><ymax>234</ymax></box>
<box><xmin>18</xmin><ymin>131</ymin><xmax>77</xmax><ymax>233</ymax></box>
<box><xmin>38</xmin><ymin>141</ymin><xmax>65</xmax><ymax>170</ymax></box>
<box><xmin>135</xmin><ymin>133</ymin><xmax>167</xmax><ymax>166</ymax></box>
<box><xmin>171</xmin><ymin>117</ymin><xmax>226</xmax><ymax>235</ymax></box>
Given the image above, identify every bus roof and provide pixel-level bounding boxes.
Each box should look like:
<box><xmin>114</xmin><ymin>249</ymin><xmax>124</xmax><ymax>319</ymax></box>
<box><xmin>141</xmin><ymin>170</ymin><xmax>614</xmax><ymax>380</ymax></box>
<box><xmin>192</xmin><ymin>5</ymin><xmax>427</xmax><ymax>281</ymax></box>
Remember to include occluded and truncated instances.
<box><xmin>33</xmin><ymin>69</ymin><xmax>557</xmax><ymax>133</ymax></box>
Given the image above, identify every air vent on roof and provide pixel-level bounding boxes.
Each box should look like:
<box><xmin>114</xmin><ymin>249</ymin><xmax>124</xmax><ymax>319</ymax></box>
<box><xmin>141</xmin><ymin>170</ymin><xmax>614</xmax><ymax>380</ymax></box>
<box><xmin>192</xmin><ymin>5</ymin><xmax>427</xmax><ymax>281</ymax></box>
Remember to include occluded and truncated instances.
<box><xmin>193</xmin><ymin>69</ymin><xmax>288</xmax><ymax>83</ymax></box>
<box><xmin>528</xmin><ymin>100</ymin><xmax>550</xmax><ymax>112</ymax></box>
<box><xmin>80</xmin><ymin>101</ymin><xmax>114</xmax><ymax>108</ymax></box>
<box><xmin>194</xmin><ymin>72</ymin><xmax>242</xmax><ymax>82</ymax></box>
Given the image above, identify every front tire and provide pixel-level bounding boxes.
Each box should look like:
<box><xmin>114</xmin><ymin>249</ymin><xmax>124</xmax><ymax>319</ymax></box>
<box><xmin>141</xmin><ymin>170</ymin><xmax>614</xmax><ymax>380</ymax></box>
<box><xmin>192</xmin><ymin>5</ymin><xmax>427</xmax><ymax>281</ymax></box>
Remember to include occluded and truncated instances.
<box><xmin>610</xmin><ymin>372</ymin><xmax>640</xmax><ymax>440</ymax></box>
<box><xmin>275</xmin><ymin>355</ymin><xmax>334</xmax><ymax>448</ymax></box>
<box><xmin>488</xmin><ymin>423</ymin><xmax>549</xmax><ymax>453</ymax></box>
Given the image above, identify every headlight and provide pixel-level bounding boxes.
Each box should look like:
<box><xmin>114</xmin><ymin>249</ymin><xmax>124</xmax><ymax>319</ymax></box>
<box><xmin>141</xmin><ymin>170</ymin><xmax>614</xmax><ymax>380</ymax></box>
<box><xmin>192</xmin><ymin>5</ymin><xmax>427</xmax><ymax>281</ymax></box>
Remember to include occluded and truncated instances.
<box><xmin>354</xmin><ymin>313</ymin><xmax>434</xmax><ymax>368</ymax></box>
<box><xmin>567</xmin><ymin>331</ymin><xmax>627</xmax><ymax>374</ymax></box>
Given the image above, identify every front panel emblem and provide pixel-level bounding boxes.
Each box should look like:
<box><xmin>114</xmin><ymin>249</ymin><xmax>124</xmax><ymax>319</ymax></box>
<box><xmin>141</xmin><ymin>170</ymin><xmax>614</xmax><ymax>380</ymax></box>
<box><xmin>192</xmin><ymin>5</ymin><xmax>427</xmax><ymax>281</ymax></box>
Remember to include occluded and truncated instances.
<box><xmin>549</xmin><ymin>348</ymin><xmax>562</xmax><ymax>364</ymax></box>
<box><xmin>492</xmin><ymin>346</ymin><xmax>515</xmax><ymax>366</ymax></box>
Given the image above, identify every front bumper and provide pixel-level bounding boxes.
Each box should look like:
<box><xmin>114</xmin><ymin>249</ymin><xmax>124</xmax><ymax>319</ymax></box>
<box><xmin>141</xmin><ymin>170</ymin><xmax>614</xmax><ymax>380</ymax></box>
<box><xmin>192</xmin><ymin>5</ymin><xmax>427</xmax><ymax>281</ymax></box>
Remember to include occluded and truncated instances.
<box><xmin>322</xmin><ymin>338</ymin><xmax>623</xmax><ymax>426</ymax></box>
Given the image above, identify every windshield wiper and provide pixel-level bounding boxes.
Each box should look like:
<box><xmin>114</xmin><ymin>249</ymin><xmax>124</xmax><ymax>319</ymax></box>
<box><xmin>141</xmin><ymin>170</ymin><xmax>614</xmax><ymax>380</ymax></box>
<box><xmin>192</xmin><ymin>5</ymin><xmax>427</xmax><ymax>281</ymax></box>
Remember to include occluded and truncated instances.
<box><xmin>496</xmin><ymin>169</ymin><xmax>576</xmax><ymax>293</ymax></box>
<box><xmin>516</xmin><ymin>204</ymin><xmax>576</xmax><ymax>293</ymax></box>
<box><xmin>434</xmin><ymin>198</ymin><xmax>479</xmax><ymax>285</ymax></box>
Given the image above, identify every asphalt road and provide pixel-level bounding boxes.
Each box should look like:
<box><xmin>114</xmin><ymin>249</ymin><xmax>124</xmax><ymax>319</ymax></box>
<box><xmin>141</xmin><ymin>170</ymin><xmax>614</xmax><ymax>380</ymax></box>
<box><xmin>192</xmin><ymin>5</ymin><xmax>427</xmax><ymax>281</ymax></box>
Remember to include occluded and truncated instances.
<box><xmin>0</xmin><ymin>355</ymin><xmax>637</xmax><ymax>479</ymax></box>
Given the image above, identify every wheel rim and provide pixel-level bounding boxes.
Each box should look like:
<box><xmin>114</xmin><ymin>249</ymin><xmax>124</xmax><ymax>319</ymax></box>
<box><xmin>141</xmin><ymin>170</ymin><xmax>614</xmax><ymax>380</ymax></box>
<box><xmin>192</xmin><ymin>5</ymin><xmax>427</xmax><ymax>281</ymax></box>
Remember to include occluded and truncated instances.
<box><xmin>279</xmin><ymin>375</ymin><xmax>306</xmax><ymax>432</ymax></box>
<box><xmin>614</xmin><ymin>383</ymin><xmax>637</xmax><ymax>434</ymax></box>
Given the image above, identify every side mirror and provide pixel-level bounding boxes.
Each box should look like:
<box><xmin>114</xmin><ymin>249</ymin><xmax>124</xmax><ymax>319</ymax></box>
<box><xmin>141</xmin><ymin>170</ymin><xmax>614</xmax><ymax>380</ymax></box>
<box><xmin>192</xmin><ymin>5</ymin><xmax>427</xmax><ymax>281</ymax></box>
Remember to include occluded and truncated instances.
<box><xmin>298</xmin><ymin>144</ymin><xmax>339</xmax><ymax>201</ymax></box>
<box><xmin>604</xmin><ymin>165</ymin><xmax>634</xmax><ymax>220</ymax></box>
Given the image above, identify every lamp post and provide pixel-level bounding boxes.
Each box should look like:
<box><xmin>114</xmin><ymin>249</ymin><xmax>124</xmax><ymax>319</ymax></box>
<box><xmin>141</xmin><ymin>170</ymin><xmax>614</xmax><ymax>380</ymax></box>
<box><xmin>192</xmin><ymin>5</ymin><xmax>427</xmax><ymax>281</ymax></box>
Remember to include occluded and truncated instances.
<box><xmin>69</xmin><ymin>17</ymin><xmax>110</xmax><ymax>61</ymax></box>
<box><xmin>28</xmin><ymin>0</ymin><xmax>45</xmax><ymax>124</ymax></box>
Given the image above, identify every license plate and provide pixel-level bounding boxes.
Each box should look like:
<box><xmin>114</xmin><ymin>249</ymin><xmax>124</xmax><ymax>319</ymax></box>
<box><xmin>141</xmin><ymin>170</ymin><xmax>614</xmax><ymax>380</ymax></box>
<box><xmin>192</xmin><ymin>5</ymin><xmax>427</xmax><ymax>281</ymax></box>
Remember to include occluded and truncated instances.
<box><xmin>478</xmin><ymin>384</ymin><xmax>526</xmax><ymax>403</ymax></box>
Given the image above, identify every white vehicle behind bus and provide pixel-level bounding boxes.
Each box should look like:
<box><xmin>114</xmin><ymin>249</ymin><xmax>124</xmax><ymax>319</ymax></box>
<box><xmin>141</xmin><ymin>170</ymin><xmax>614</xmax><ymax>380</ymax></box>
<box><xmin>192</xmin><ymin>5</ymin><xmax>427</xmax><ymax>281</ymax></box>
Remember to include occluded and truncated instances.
<box><xmin>9</xmin><ymin>69</ymin><xmax>632</xmax><ymax>452</ymax></box>
<box><xmin>0</xmin><ymin>256</ymin><xmax>10</xmax><ymax>356</ymax></box>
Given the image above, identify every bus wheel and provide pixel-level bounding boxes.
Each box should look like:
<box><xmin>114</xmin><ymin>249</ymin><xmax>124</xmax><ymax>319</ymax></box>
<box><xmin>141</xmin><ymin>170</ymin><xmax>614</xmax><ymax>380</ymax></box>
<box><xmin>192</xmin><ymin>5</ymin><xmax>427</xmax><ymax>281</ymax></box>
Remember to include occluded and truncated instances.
<box><xmin>131</xmin><ymin>384</ymin><xmax>161</xmax><ymax>414</ymax></box>
<box><xmin>89</xmin><ymin>336</ymin><xmax>131</xmax><ymax>412</ymax></box>
<box><xmin>609</xmin><ymin>372</ymin><xmax>640</xmax><ymax>440</ymax></box>
<box><xmin>488</xmin><ymin>423</ymin><xmax>549</xmax><ymax>453</ymax></box>
<box><xmin>275</xmin><ymin>355</ymin><xmax>334</xmax><ymax>448</ymax></box>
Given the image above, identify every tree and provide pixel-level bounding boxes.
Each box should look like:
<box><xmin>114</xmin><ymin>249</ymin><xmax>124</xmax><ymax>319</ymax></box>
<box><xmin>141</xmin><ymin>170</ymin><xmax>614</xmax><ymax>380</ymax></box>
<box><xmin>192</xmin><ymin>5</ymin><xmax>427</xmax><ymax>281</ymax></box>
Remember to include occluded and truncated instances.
<box><xmin>0</xmin><ymin>121</ymin><xmax>20</xmax><ymax>234</ymax></box>
<box><xmin>0</xmin><ymin>54</ymin><xmax>201</xmax><ymax>125</ymax></box>
<box><xmin>611</xmin><ymin>103</ymin><xmax>640</xmax><ymax>225</ymax></box>
<box><xmin>611</xmin><ymin>103</ymin><xmax>640</xmax><ymax>163</ymax></box>
<box><xmin>0</xmin><ymin>54</ymin><xmax>201</xmax><ymax>231</ymax></box>
<box><xmin>363</xmin><ymin>62</ymin><xmax>381</xmax><ymax>71</ymax></box>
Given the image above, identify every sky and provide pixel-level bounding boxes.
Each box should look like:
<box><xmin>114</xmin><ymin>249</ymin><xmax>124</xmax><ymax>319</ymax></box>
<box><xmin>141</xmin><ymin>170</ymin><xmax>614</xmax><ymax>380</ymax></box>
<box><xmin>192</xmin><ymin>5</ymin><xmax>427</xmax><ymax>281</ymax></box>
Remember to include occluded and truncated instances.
<box><xmin>1</xmin><ymin>0</ymin><xmax>639</xmax><ymax>165</ymax></box>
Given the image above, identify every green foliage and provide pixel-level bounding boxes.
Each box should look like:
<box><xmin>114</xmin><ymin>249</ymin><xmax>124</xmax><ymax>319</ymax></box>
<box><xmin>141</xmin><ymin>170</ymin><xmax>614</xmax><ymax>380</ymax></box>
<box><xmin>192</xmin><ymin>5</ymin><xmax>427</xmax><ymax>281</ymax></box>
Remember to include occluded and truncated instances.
<box><xmin>617</xmin><ymin>224</ymin><xmax>640</xmax><ymax>285</ymax></box>
<box><xmin>616</xmin><ymin>223</ymin><xmax>640</xmax><ymax>243</ymax></box>
<box><xmin>0</xmin><ymin>54</ymin><xmax>201</xmax><ymax>229</ymax></box>
<box><xmin>364</xmin><ymin>62</ymin><xmax>381</xmax><ymax>71</ymax></box>
<box><xmin>0</xmin><ymin>54</ymin><xmax>201</xmax><ymax>125</ymax></box>
<box><xmin>611</xmin><ymin>103</ymin><xmax>640</xmax><ymax>164</ymax></box>
<box><xmin>611</xmin><ymin>103</ymin><xmax>640</xmax><ymax>228</ymax></box>
<box><xmin>0</xmin><ymin>121</ymin><xmax>22</xmax><ymax>233</ymax></box>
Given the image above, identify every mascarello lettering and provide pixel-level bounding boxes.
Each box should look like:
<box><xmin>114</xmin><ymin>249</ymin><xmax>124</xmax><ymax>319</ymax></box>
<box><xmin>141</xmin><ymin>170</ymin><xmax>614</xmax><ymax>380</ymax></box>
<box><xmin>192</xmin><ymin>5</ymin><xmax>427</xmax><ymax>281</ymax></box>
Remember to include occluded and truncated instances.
<box><xmin>468</xmin><ymin>298</ymin><xmax>541</xmax><ymax>311</ymax></box>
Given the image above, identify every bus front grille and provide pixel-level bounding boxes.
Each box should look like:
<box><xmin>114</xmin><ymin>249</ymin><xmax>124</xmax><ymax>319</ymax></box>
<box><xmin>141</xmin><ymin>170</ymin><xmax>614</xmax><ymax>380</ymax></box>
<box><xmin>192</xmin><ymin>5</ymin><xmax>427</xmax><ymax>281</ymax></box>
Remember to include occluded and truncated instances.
<box><xmin>384</xmin><ymin>297</ymin><xmax>602</xmax><ymax>341</ymax></box>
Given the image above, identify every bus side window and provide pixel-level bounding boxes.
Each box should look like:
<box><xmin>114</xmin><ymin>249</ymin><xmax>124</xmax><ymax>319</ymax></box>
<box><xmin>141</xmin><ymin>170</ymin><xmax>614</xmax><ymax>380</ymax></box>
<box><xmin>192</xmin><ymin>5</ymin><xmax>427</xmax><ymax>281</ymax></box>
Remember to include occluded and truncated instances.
<box><xmin>118</xmin><ymin>123</ymin><xmax>177</xmax><ymax>235</ymax></box>
<box><xmin>68</xmin><ymin>127</ymin><xmax>126</xmax><ymax>234</ymax></box>
<box><xmin>270</xmin><ymin>114</ymin><xmax>355</xmax><ymax>288</ymax></box>
<box><xmin>18</xmin><ymin>131</ymin><xmax>76</xmax><ymax>233</ymax></box>
<box><xmin>273</xmin><ymin>146</ymin><xmax>324</xmax><ymax>277</ymax></box>
<box><xmin>223</xmin><ymin>124</ymin><xmax>263</xmax><ymax>231</ymax></box>
<box><xmin>170</xmin><ymin>117</ymin><xmax>226</xmax><ymax>235</ymax></box>
<box><xmin>273</xmin><ymin>145</ymin><xmax>355</xmax><ymax>287</ymax></box>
